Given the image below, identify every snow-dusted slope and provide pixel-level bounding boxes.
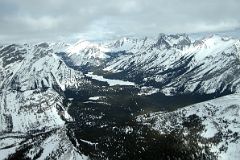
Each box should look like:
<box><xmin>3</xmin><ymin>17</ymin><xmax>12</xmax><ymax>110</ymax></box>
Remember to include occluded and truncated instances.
<box><xmin>137</xmin><ymin>93</ymin><xmax>240</xmax><ymax>160</ymax></box>
<box><xmin>0</xmin><ymin>43</ymin><xmax>88</xmax><ymax>159</ymax></box>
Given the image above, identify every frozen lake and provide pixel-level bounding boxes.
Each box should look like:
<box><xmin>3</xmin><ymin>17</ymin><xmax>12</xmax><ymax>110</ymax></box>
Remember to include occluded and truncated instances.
<box><xmin>85</xmin><ymin>72</ymin><xmax>135</xmax><ymax>86</ymax></box>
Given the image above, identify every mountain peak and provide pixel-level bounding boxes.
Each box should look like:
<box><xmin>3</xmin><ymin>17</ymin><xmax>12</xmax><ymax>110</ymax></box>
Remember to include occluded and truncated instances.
<box><xmin>154</xmin><ymin>33</ymin><xmax>191</xmax><ymax>49</ymax></box>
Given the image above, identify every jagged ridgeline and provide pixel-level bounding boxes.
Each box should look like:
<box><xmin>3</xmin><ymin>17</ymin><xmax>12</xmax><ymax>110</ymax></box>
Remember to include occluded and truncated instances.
<box><xmin>0</xmin><ymin>34</ymin><xmax>240</xmax><ymax>159</ymax></box>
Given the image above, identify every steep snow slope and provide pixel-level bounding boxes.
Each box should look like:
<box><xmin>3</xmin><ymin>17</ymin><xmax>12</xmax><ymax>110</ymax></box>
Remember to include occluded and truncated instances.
<box><xmin>137</xmin><ymin>93</ymin><xmax>240</xmax><ymax>160</ymax></box>
<box><xmin>0</xmin><ymin>43</ymin><xmax>88</xmax><ymax>159</ymax></box>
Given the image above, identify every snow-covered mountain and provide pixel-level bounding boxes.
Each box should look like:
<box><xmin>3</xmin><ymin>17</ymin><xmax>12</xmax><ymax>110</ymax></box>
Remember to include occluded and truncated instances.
<box><xmin>137</xmin><ymin>93</ymin><xmax>240</xmax><ymax>160</ymax></box>
<box><xmin>62</xmin><ymin>34</ymin><xmax>240</xmax><ymax>96</ymax></box>
<box><xmin>0</xmin><ymin>43</ymin><xmax>89</xmax><ymax>159</ymax></box>
<box><xmin>63</xmin><ymin>34</ymin><xmax>190</xmax><ymax>67</ymax></box>
<box><xmin>103</xmin><ymin>35</ymin><xmax>240</xmax><ymax>95</ymax></box>
<box><xmin>65</xmin><ymin>40</ymin><xmax>110</xmax><ymax>67</ymax></box>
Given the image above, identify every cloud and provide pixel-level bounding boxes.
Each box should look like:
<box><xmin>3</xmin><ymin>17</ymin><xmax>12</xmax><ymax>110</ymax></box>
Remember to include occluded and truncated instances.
<box><xmin>0</xmin><ymin>0</ymin><xmax>239</xmax><ymax>43</ymax></box>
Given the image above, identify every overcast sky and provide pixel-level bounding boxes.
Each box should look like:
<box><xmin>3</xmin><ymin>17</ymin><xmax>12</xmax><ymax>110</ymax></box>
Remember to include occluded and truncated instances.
<box><xmin>0</xmin><ymin>0</ymin><xmax>240</xmax><ymax>43</ymax></box>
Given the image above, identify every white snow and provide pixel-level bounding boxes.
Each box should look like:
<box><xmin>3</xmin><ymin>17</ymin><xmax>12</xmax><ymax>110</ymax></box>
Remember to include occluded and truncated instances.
<box><xmin>85</xmin><ymin>72</ymin><xmax>135</xmax><ymax>86</ymax></box>
<box><xmin>80</xmin><ymin>139</ymin><xmax>98</xmax><ymax>146</ymax></box>
<box><xmin>66</xmin><ymin>40</ymin><xmax>110</xmax><ymax>62</ymax></box>
<box><xmin>88</xmin><ymin>96</ymin><xmax>105</xmax><ymax>100</ymax></box>
<box><xmin>193</xmin><ymin>35</ymin><xmax>236</xmax><ymax>61</ymax></box>
<box><xmin>124</xmin><ymin>126</ymin><xmax>134</xmax><ymax>134</ymax></box>
<box><xmin>138</xmin><ymin>86</ymin><xmax>159</xmax><ymax>95</ymax></box>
